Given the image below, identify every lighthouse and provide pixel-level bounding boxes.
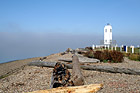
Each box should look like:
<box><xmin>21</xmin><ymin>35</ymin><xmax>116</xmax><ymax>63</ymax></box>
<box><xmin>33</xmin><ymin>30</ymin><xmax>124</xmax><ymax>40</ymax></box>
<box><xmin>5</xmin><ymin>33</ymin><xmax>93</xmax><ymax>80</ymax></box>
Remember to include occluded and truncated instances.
<box><xmin>104</xmin><ymin>23</ymin><xmax>112</xmax><ymax>45</ymax></box>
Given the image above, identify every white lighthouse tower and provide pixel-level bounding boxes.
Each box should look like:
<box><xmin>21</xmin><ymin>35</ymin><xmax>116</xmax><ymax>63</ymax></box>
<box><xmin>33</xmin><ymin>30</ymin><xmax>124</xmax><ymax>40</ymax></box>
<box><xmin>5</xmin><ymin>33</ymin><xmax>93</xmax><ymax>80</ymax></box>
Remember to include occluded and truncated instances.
<box><xmin>104</xmin><ymin>23</ymin><xmax>112</xmax><ymax>45</ymax></box>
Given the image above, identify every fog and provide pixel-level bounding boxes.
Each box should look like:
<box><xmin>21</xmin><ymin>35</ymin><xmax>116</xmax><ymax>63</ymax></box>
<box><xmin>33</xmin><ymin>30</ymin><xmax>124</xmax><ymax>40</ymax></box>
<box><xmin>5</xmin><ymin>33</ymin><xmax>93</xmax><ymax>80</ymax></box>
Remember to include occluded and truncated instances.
<box><xmin>0</xmin><ymin>32</ymin><xmax>101</xmax><ymax>63</ymax></box>
<box><xmin>0</xmin><ymin>31</ymin><xmax>139</xmax><ymax>63</ymax></box>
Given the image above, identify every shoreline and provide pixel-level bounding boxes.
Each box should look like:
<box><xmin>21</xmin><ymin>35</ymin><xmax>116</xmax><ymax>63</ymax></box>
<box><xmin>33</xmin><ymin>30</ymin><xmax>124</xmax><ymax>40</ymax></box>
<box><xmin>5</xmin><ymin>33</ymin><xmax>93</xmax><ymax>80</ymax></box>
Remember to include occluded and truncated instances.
<box><xmin>0</xmin><ymin>52</ymin><xmax>60</xmax><ymax>64</ymax></box>
<box><xmin>0</xmin><ymin>56</ymin><xmax>42</xmax><ymax>79</ymax></box>
<box><xmin>0</xmin><ymin>56</ymin><xmax>48</xmax><ymax>64</ymax></box>
<box><xmin>0</xmin><ymin>52</ymin><xmax>62</xmax><ymax>79</ymax></box>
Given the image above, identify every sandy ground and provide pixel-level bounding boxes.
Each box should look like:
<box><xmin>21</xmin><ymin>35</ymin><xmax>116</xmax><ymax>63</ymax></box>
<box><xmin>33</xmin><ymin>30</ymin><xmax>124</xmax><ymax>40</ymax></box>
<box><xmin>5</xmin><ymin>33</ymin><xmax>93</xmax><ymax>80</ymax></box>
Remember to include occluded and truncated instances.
<box><xmin>0</xmin><ymin>53</ymin><xmax>140</xmax><ymax>93</ymax></box>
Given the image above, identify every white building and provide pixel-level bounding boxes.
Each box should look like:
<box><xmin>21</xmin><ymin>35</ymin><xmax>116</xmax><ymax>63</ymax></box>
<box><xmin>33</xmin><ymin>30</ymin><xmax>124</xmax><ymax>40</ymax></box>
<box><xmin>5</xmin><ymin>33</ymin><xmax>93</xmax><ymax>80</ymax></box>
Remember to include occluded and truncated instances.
<box><xmin>104</xmin><ymin>23</ymin><xmax>112</xmax><ymax>45</ymax></box>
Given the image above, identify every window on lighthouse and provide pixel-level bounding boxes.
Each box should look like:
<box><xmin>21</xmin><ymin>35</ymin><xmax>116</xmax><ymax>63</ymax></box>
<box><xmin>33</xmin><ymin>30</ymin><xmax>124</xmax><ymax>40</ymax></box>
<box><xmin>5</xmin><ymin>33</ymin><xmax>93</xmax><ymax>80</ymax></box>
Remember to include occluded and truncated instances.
<box><xmin>105</xmin><ymin>29</ymin><xmax>107</xmax><ymax>32</ymax></box>
<box><xmin>110</xmin><ymin>29</ymin><xmax>112</xmax><ymax>32</ymax></box>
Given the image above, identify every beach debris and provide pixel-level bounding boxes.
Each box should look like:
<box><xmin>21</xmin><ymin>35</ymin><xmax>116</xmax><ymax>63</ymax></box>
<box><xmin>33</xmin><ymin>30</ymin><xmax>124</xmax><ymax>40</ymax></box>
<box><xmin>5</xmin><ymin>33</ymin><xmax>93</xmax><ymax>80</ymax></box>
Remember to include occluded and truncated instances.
<box><xmin>66</xmin><ymin>48</ymin><xmax>75</xmax><ymax>53</ymax></box>
<box><xmin>39</xmin><ymin>57</ymin><xmax>47</xmax><ymax>61</ymax></box>
<box><xmin>50</xmin><ymin>62</ymin><xmax>74</xmax><ymax>88</ymax></box>
<box><xmin>28</xmin><ymin>84</ymin><xmax>103</xmax><ymax>93</ymax></box>
<box><xmin>59</xmin><ymin>54</ymin><xmax>100</xmax><ymax>63</ymax></box>
<box><xmin>72</xmin><ymin>55</ymin><xmax>84</xmax><ymax>86</ymax></box>
<box><xmin>29</xmin><ymin>61</ymin><xmax>140</xmax><ymax>75</ymax></box>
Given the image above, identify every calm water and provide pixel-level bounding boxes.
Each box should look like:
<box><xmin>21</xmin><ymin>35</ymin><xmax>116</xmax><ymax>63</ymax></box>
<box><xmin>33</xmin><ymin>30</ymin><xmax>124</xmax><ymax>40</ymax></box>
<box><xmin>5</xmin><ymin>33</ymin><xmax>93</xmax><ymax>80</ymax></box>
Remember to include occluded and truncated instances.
<box><xmin>0</xmin><ymin>48</ymin><xmax>65</xmax><ymax>63</ymax></box>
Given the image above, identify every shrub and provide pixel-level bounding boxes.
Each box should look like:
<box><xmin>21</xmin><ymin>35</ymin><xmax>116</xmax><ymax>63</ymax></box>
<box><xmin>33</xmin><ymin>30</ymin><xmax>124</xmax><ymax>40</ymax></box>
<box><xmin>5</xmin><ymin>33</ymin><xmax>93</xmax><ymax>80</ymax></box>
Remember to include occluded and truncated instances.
<box><xmin>94</xmin><ymin>51</ymin><xmax>103</xmax><ymax>60</ymax></box>
<box><xmin>84</xmin><ymin>50</ymin><xmax>124</xmax><ymax>63</ymax></box>
<box><xmin>139</xmin><ymin>55</ymin><xmax>140</xmax><ymax>61</ymax></box>
<box><xmin>93</xmin><ymin>50</ymin><xmax>110</xmax><ymax>61</ymax></box>
<box><xmin>85</xmin><ymin>47</ymin><xmax>93</xmax><ymax>51</ymax></box>
<box><xmin>84</xmin><ymin>50</ymin><xmax>94</xmax><ymax>58</ymax></box>
<box><xmin>94</xmin><ymin>50</ymin><xmax>124</xmax><ymax>62</ymax></box>
<box><xmin>123</xmin><ymin>53</ymin><xmax>130</xmax><ymax>57</ymax></box>
<box><xmin>129</xmin><ymin>54</ymin><xmax>140</xmax><ymax>61</ymax></box>
<box><xmin>110</xmin><ymin>50</ymin><xmax>124</xmax><ymax>63</ymax></box>
<box><xmin>103</xmin><ymin>60</ymin><xmax>108</xmax><ymax>63</ymax></box>
<box><xmin>103</xmin><ymin>50</ymin><xmax>112</xmax><ymax>60</ymax></box>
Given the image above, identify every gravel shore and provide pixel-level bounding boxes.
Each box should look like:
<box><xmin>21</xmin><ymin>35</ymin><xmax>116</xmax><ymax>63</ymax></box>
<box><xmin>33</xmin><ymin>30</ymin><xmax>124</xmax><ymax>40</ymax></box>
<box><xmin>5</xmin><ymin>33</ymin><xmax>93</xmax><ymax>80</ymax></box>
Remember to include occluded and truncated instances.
<box><xmin>0</xmin><ymin>53</ymin><xmax>140</xmax><ymax>93</ymax></box>
<box><xmin>0</xmin><ymin>57</ymin><xmax>41</xmax><ymax>79</ymax></box>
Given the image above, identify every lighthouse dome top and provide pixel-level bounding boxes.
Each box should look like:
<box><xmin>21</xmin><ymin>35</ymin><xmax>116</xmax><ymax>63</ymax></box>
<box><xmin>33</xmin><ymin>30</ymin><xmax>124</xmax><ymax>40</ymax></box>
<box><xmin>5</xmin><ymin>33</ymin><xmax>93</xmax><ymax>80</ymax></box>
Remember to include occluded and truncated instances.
<box><xmin>104</xmin><ymin>23</ymin><xmax>112</xmax><ymax>29</ymax></box>
<box><xmin>107</xmin><ymin>23</ymin><xmax>110</xmax><ymax>25</ymax></box>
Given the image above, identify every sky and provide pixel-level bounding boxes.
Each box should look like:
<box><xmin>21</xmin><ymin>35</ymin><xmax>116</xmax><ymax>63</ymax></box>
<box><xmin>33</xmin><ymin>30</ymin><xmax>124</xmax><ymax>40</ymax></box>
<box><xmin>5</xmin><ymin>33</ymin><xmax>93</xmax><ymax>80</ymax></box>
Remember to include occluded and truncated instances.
<box><xmin>0</xmin><ymin>0</ymin><xmax>140</xmax><ymax>63</ymax></box>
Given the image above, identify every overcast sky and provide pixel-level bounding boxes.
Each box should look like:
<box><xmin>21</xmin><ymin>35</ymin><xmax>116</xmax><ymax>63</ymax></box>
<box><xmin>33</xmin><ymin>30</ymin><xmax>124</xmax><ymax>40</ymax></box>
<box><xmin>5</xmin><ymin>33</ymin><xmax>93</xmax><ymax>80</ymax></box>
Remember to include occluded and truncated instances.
<box><xmin>0</xmin><ymin>0</ymin><xmax>140</xmax><ymax>63</ymax></box>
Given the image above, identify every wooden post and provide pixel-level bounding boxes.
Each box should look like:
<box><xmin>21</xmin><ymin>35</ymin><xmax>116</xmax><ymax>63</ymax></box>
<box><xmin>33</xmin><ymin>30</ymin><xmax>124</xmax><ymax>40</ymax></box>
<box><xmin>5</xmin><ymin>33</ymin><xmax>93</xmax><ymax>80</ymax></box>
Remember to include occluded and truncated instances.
<box><xmin>108</xmin><ymin>45</ymin><xmax>109</xmax><ymax>50</ymax></box>
<box><xmin>115</xmin><ymin>45</ymin><xmax>117</xmax><ymax>51</ymax></box>
<box><xmin>111</xmin><ymin>46</ymin><xmax>113</xmax><ymax>50</ymax></box>
<box><xmin>131</xmin><ymin>46</ymin><xmax>134</xmax><ymax>53</ymax></box>
<box><xmin>92</xmin><ymin>45</ymin><xmax>95</xmax><ymax>50</ymax></box>
<box><xmin>126</xmin><ymin>46</ymin><xmax>128</xmax><ymax>53</ymax></box>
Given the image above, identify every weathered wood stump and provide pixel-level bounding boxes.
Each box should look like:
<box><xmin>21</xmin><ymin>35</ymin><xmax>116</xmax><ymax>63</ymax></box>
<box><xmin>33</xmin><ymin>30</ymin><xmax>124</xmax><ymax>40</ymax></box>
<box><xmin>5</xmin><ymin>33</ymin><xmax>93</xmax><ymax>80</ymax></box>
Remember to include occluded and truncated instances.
<box><xmin>50</xmin><ymin>62</ymin><xmax>74</xmax><ymax>88</ymax></box>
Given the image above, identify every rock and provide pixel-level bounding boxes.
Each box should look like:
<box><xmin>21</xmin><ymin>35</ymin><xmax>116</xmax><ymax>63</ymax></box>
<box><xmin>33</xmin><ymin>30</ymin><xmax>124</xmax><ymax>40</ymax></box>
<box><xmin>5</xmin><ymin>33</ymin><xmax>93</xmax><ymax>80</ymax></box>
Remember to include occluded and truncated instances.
<box><xmin>39</xmin><ymin>57</ymin><xmax>47</xmax><ymax>61</ymax></box>
<box><xmin>60</xmin><ymin>52</ymin><xmax>67</xmax><ymax>55</ymax></box>
<box><xmin>66</xmin><ymin>48</ymin><xmax>74</xmax><ymax>53</ymax></box>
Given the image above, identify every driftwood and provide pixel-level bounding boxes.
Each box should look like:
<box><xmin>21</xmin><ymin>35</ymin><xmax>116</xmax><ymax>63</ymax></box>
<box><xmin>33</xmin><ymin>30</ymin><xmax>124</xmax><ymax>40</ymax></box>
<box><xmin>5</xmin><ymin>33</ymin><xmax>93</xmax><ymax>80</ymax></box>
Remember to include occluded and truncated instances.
<box><xmin>50</xmin><ymin>62</ymin><xmax>74</xmax><ymax>88</ymax></box>
<box><xmin>28</xmin><ymin>61</ymin><xmax>140</xmax><ymax>75</ymax></box>
<box><xmin>72</xmin><ymin>55</ymin><xmax>84</xmax><ymax>86</ymax></box>
<box><xmin>58</xmin><ymin>55</ymin><xmax>100</xmax><ymax>63</ymax></box>
<box><xmin>28</xmin><ymin>84</ymin><xmax>103</xmax><ymax>93</ymax></box>
<box><xmin>50</xmin><ymin>55</ymin><xmax>85</xmax><ymax>88</ymax></box>
<box><xmin>58</xmin><ymin>58</ymin><xmax>100</xmax><ymax>63</ymax></box>
<box><xmin>58</xmin><ymin>59</ymin><xmax>72</xmax><ymax>62</ymax></box>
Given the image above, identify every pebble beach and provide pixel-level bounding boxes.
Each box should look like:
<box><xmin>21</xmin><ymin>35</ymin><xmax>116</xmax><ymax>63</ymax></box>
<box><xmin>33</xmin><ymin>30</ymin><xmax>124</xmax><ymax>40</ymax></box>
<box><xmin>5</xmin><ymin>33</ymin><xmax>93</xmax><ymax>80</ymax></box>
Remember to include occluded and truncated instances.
<box><xmin>0</xmin><ymin>53</ymin><xmax>140</xmax><ymax>93</ymax></box>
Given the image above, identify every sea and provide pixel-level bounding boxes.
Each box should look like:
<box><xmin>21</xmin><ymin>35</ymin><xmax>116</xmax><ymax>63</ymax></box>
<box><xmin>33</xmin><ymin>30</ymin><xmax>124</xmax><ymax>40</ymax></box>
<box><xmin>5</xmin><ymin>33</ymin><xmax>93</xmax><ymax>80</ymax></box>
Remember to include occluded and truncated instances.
<box><xmin>0</xmin><ymin>48</ymin><xmax>63</xmax><ymax>64</ymax></box>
